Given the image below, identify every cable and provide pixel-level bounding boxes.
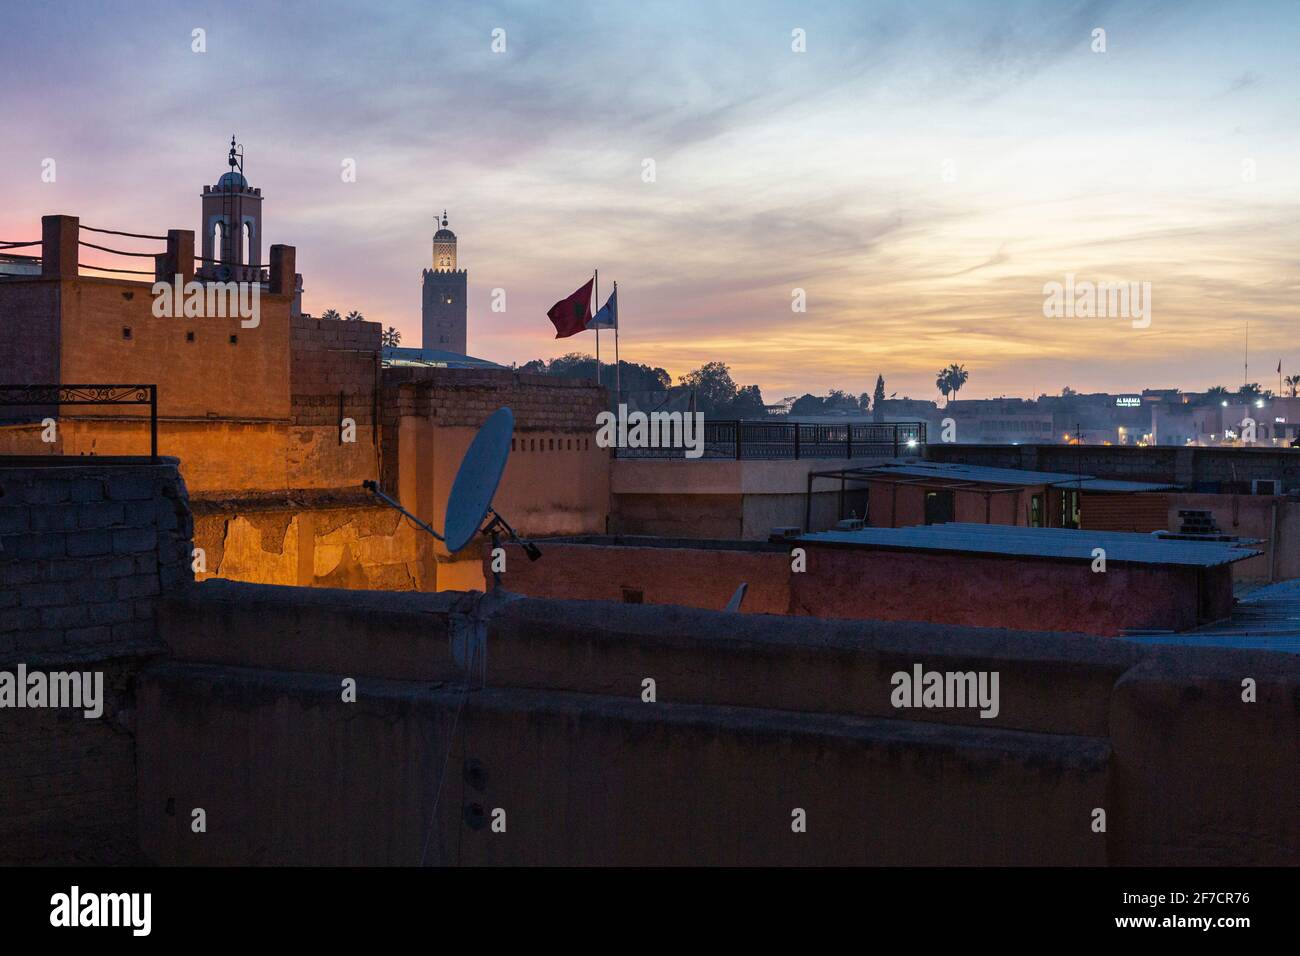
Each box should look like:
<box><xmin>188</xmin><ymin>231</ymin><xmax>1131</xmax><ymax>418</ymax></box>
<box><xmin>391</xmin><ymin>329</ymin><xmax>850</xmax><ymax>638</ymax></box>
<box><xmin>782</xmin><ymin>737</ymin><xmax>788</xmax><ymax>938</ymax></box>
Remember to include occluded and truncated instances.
<box><xmin>0</xmin><ymin>240</ymin><xmax>40</xmax><ymax>248</ymax></box>
<box><xmin>77</xmin><ymin>240</ymin><xmax>158</xmax><ymax>258</ymax></box>
<box><xmin>419</xmin><ymin>629</ymin><xmax>481</xmax><ymax>867</ymax></box>
<box><xmin>79</xmin><ymin>263</ymin><xmax>157</xmax><ymax>275</ymax></box>
<box><xmin>79</xmin><ymin>225</ymin><xmax>167</xmax><ymax>241</ymax></box>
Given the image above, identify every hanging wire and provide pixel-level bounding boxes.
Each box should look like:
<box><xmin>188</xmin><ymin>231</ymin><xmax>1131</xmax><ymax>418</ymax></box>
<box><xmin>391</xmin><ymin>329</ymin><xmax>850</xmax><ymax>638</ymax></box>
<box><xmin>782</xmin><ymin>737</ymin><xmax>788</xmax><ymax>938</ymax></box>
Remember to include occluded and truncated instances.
<box><xmin>79</xmin><ymin>224</ymin><xmax>167</xmax><ymax>241</ymax></box>
<box><xmin>77</xmin><ymin>240</ymin><xmax>159</xmax><ymax>258</ymax></box>
<box><xmin>79</xmin><ymin>264</ymin><xmax>158</xmax><ymax>276</ymax></box>
<box><xmin>0</xmin><ymin>240</ymin><xmax>41</xmax><ymax>248</ymax></box>
<box><xmin>419</xmin><ymin>630</ymin><xmax>483</xmax><ymax>867</ymax></box>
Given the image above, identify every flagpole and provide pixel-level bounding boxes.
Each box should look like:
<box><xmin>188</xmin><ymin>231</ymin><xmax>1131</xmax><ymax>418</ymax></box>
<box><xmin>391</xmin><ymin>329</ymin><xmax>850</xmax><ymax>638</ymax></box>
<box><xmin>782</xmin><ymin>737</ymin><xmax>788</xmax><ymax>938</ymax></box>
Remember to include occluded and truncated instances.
<box><xmin>594</xmin><ymin>268</ymin><xmax>600</xmax><ymax>386</ymax></box>
<box><xmin>614</xmin><ymin>281</ymin><xmax>620</xmax><ymax>403</ymax></box>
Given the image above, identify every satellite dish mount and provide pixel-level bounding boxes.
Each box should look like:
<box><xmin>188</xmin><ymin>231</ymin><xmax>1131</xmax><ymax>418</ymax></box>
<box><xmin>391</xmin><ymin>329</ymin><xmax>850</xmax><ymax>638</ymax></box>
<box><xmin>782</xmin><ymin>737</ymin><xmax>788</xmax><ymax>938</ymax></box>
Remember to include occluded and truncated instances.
<box><xmin>362</xmin><ymin>407</ymin><xmax>540</xmax><ymax>588</ymax></box>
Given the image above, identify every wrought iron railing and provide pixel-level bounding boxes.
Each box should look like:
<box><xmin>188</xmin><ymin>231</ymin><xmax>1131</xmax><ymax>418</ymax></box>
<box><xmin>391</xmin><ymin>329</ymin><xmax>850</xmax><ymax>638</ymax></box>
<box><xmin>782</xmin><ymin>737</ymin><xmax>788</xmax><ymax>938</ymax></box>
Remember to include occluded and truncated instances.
<box><xmin>614</xmin><ymin>419</ymin><xmax>926</xmax><ymax>460</ymax></box>
<box><xmin>0</xmin><ymin>384</ymin><xmax>158</xmax><ymax>461</ymax></box>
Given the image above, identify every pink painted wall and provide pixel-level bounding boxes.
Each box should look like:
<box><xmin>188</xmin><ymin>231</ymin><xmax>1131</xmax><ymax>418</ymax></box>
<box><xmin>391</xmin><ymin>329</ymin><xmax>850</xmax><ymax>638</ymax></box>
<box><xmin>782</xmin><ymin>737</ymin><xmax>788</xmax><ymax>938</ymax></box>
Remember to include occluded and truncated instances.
<box><xmin>491</xmin><ymin>538</ymin><xmax>1233</xmax><ymax>636</ymax></box>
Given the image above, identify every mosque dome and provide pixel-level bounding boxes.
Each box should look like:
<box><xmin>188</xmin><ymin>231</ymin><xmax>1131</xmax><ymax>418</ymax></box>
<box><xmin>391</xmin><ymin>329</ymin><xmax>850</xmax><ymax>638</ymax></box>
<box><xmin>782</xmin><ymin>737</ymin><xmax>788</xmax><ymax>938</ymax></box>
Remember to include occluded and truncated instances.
<box><xmin>217</xmin><ymin>170</ymin><xmax>248</xmax><ymax>189</ymax></box>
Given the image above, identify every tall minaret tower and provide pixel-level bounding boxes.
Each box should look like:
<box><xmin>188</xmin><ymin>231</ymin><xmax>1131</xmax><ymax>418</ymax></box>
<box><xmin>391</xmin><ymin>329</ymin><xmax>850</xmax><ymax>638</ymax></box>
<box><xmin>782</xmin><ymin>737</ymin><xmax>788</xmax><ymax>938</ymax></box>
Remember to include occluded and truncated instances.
<box><xmin>198</xmin><ymin>135</ymin><xmax>263</xmax><ymax>282</ymax></box>
<box><xmin>421</xmin><ymin>210</ymin><xmax>467</xmax><ymax>354</ymax></box>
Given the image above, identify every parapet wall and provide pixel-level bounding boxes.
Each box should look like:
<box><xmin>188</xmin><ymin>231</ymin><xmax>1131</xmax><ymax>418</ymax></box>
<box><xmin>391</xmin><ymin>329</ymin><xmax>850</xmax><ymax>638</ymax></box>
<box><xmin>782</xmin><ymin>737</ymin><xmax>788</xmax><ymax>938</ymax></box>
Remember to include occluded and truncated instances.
<box><xmin>137</xmin><ymin>580</ymin><xmax>1300</xmax><ymax>865</ymax></box>
<box><xmin>927</xmin><ymin>442</ymin><xmax>1300</xmax><ymax>489</ymax></box>
<box><xmin>488</xmin><ymin>536</ymin><xmax>1231</xmax><ymax>636</ymax></box>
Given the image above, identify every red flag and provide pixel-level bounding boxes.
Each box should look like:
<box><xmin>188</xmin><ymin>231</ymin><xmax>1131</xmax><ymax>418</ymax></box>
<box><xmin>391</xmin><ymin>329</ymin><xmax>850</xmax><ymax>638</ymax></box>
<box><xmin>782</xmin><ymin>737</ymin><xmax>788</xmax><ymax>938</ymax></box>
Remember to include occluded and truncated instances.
<box><xmin>547</xmin><ymin>278</ymin><xmax>594</xmax><ymax>338</ymax></box>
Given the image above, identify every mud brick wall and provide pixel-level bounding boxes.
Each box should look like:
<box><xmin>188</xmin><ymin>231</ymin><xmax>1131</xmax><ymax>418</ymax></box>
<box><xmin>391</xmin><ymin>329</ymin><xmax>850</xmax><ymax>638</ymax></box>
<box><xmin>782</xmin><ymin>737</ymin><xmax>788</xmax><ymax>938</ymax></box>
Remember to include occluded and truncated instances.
<box><xmin>290</xmin><ymin>315</ymin><xmax>381</xmax><ymax>427</ymax></box>
<box><xmin>379</xmin><ymin>366</ymin><xmax>608</xmax><ymax>495</ymax></box>
<box><xmin>382</xmin><ymin>366</ymin><xmax>606</xmax><ymax>431</ymax></box>
<box><xmin>0</xmin><ymin>456</ymin><xmax>193</xmax><ymax>863</ymax></box>
<box><xmin>288</xmin><ymin>316</ymin><xmax>381</xmax><ymax>487</ymax></box>
<box><xmin>0</xmin><ymin>280</ymin><xmax>61</xmax><ymax>421</ymax></box>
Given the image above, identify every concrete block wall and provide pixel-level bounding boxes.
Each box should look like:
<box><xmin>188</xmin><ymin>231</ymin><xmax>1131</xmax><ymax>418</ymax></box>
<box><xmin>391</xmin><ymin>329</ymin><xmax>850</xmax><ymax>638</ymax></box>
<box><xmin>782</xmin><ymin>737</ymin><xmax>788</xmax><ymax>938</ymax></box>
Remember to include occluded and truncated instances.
<box><xmin>0</xmin><ymin>456</ymin><xmax>194</xmax><ymax>864</ymax></box>
<box><xmin>0</xmin><ymin>458</ymin><xmax>194</xmax><ymax>655</ymax></box>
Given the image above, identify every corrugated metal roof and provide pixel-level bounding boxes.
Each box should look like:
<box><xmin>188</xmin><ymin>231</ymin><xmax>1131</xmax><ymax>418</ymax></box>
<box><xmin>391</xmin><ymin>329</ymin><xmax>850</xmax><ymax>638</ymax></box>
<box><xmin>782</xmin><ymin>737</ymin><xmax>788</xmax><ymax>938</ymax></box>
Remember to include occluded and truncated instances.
<box><xmin>862</xmin><ymin>461</ymin><xmax>1177</xmax><ymax>492</ymax></box>
<box><xmin>1125</xmin><ymin>579</ymin><xmax>1300</xmax><ymax>653</ymax></box>
<box><xmin>798</xmin><ymin>522</ymin><xmax>1259</xmax><ymax>567</ymax></box>
<box><xmin>381</xmin><ymin>346</ymin><xmax>505</xmax><ymax>369</ymax></box>
<box><xmin>1074</xmin><ymin>478</ymin><xmax>1180</xmax><ymax>492</ymax></box>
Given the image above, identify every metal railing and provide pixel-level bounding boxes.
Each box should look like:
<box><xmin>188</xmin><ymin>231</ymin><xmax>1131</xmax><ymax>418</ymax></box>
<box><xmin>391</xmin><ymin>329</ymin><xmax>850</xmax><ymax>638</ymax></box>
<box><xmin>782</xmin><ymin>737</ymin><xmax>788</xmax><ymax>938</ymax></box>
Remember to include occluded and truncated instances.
<box><xmin>0</xmin><ymin>384</ymin><xmax>158</xmax><ymax>461</ymax></box>
<box><xmin>615</xmin><ymin>419</ymin><xmax>926</xmax><ymax>460</ymax></box>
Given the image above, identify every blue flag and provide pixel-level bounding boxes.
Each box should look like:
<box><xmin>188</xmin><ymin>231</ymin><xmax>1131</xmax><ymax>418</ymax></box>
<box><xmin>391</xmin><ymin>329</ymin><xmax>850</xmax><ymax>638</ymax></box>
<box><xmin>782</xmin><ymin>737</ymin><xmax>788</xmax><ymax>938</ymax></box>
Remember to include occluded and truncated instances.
<box><xmin>588</xmin><ymin>287</ymin><xmax>617</xmax><ymax>329</ymax></box>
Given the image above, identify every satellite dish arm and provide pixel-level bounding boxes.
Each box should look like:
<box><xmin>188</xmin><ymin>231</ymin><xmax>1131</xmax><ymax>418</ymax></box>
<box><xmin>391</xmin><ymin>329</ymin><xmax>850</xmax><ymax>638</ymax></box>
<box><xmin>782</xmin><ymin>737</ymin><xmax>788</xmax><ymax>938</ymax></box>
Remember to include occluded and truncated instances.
<box><xmin>362</xmin><ymin>480</ymin><xmax>445</xmax><ymax>542</ymax></box>
<box><xmin>482</xmin><ymin>508</ymin><xmax>541</xmax><ymax>561</ymax></box>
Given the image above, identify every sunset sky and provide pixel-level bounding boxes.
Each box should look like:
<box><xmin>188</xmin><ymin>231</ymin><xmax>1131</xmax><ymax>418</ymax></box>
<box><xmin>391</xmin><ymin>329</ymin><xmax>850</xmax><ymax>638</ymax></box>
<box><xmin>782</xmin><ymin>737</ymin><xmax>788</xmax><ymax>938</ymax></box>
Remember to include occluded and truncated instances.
<box><xmin>2</xmin><ymin>0</ymin><xmax>1297</xmax><ymax>402</ymax></box>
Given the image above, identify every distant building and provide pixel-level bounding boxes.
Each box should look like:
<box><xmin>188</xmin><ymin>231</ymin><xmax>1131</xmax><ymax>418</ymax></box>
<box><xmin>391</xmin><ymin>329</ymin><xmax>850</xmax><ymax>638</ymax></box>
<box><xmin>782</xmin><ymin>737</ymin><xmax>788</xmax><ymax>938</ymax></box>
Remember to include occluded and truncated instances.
<box><xmin>0</xmin><ymin>253</ymin><xmax>41</xmax><ymax>277</ymax></box>
<box><xmin>382</xmin><ymin>346</ymin><xmax>503</xmax><ymax>370</ymax></box>
<box><xmin>944</xmin><ymin>398</ymin><xmax>1054</xmax><ymax>444</ymax></box>
<box><xmin>421</xmin><ymin>212</ymin><xmax>467</xmax><ymax>354</ymax></box>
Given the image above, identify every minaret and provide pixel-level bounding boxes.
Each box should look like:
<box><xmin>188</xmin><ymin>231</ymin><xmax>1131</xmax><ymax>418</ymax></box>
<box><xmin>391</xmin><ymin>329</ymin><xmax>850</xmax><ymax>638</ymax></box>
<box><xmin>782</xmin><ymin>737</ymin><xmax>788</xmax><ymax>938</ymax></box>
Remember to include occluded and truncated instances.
<box><xmin>421</xmin><ymin>210</ymin><xmax>467</xmax><ymax>353</ymax></box>
<box><xmin>198</xmin><ymin>135</ymin><xmax>263</xmax><ymax>282</ymax></box>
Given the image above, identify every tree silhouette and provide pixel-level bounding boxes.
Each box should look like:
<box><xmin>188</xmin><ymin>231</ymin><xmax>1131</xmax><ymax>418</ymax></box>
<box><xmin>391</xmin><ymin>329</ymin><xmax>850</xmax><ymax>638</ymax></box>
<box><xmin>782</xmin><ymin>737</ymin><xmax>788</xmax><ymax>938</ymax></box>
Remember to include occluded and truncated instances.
<box><xmin>321</xmin><ymin>308</ymin><xmax>341</xmax><ymax>322</ymax></box>
<box><xmin>946</xmin><ymin>363</ymin><xmax>970</xmax><ymax>400</ymax></box>
<box><xmin>381</xmin><ymin>327</ymin><xmax>401</xmax><ymax>347</ymax></box>
<box><xmin>345</xmin><ymin>310</ymin><xmax>365</xmax><ymax>322</ymax></box>
<box><xmin>935</xmin><ymin>368</ymin><xmax>952</xmax><ymax>404</ymax></box>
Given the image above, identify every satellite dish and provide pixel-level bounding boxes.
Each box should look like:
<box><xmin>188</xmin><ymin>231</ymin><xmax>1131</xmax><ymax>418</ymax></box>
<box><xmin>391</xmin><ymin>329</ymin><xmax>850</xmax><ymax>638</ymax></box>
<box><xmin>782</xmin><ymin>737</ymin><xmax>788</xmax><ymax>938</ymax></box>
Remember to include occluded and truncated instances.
<box><xmin>444</xmin><ymin>407</ymin><xmax>513</xmax><ymax>553</ymax></box>
<box><xmin>362</xmin><ymin>406</ymin><xmax>540</xmax><ymax>578</ymax></box>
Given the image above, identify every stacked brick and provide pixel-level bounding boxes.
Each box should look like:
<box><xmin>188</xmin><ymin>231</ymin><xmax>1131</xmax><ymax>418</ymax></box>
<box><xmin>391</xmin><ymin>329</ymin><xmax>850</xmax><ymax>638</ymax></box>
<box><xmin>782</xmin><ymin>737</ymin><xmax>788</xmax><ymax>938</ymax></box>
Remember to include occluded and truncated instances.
<box><xmin>381</xmin><ymin>367</ymin><xmax>607</xmax><ymax>431</ymax></box>
<box><xmin>0</xmin><ymin>459</ymin><xmax>194</xmax><ymax>657</ymax></box>
<box><xmin>290</xmin><ymin>316</ymin><xmax>380</xmax><ymax>427</ymax></box>
<box><xmin>0</xmin><ymin>457</ymin><xmax>195</xmax><ymax>863</ymax></box>
<box><xmin>379</xmin><ymin>367</ymin><xmax>608</xmax><ymax>493</ymax></box>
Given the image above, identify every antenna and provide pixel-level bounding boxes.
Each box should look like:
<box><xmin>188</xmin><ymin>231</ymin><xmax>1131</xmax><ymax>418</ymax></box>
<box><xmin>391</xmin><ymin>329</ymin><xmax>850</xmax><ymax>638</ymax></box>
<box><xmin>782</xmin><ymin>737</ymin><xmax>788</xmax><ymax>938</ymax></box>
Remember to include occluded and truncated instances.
<box><xmin>362</xmin><ymin>408</ymin><xmax>541</xmax><ymax>584</ymax></box>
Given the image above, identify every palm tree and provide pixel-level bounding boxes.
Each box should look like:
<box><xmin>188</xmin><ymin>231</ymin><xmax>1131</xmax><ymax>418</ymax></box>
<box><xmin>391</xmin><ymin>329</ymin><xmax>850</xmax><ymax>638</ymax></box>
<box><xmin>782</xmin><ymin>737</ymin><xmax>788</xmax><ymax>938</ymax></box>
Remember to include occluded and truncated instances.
<box><xmin>1239</xmin><ymin>382</ymin><xmax>1263</xmax><ymax>399</ymax></box>
<box><xmin>381</xmin><ymin>327</ymin><xmax>401</xmax><ymax>347</ymax></box>
<box><xmin>946</xmin><ymin>363</ymin><xmax>970</xmax><ymax>401</ymax></box>
<box><xmin>935</xmin><ymin>368</ymin><xmax>952</xmax><ymax>405</ymax></box>
<box><xmin>345</xmin><ymin>310</ymin><xmax>365</xmax><ymax>322</ymax></box>
<box><xmin>1204</xmin><ymin>385</ymin><xmax>1230</xmax><ymax>405</ymax></box>
<box><xmin>320</xmin><ymin>308</ymin><xmax>342</xmax><ymax>322</ymax></box>
<box><xmin>1285</xmin><ymin>375</ymin><xmax>1300</xmax><ymax>398</ymax></box>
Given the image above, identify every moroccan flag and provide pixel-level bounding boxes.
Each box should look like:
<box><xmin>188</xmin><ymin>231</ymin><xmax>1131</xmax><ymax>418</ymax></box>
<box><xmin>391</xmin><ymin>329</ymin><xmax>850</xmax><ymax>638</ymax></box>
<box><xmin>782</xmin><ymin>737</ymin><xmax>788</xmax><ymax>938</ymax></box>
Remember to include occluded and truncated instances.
<box><xmin>547</xmin><ymin>278</ymin><xmax>594</xmax><ymax>338</ymax></box>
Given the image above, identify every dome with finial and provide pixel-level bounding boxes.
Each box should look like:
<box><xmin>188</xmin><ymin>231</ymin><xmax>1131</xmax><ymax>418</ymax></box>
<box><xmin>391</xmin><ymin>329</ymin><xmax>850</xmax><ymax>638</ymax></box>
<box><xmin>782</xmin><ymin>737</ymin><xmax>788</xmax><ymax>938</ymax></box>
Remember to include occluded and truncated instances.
<box><xmin>433</xmin><ymin>210</ymin><xmax>455</xmax><ymax>242</ymax></box>
<box><xmin>216</xmin><ymin>134</ymin><xmax>247</xmax><ymax>189</ymax></box>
